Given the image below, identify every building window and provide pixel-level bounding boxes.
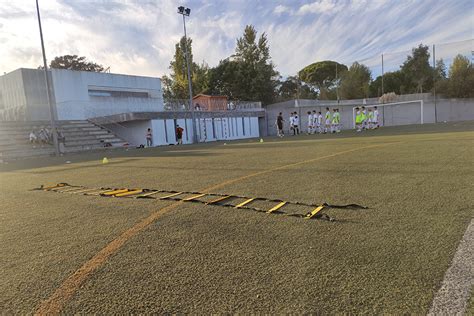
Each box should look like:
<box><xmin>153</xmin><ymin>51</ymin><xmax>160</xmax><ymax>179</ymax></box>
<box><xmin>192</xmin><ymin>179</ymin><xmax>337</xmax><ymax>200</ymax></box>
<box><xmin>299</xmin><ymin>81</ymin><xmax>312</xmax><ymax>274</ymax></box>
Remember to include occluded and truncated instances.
<box><xmin>88</xmin><ymin>90</ymin><xmax>112</xmax><ymax>97</ymax></box>
<box><xmin>88</xmin><ymin>90</ymin><xmax>149</xmax><ymax>98</ymax></box>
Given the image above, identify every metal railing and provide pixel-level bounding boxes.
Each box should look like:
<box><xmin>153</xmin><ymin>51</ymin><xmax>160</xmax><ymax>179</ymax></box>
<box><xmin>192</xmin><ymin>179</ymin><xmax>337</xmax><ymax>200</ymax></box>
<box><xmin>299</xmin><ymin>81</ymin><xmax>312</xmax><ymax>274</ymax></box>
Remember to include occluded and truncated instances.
<box><xmin>84</xmin><ymin>108</ymin><xmax>131</xmax><ymax>145</ymax></box>
<box><xmin>163</xmin><ymin>99</ymin><xmax>262</xmax><ymax>112</ymax></box>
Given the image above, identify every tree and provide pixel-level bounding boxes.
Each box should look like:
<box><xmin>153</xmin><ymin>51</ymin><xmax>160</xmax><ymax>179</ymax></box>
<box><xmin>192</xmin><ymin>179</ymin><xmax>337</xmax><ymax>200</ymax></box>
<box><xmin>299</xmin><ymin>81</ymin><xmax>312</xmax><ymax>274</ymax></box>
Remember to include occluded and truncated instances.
<box><xmin>400</xmin><ymin>44</ymin><xmax>433</xmax><ymax>93</ymax></box>
<box><xmin>165</xmin><ymin>36</ymin><xmax>210</xmax><ymax>99</ymax></box>
<box><xmin>339</xmin><ymin>62</ymin><xmax>371</xmax><ymax>99</ymax></box>
<box><xmin>207</xmin><ymin>58</ymin><xmax>241</xmax><ymax>98</ymax></box>
<box><xmin>298</xmin><ymin>61</ymin><xmax>347</xmax><ymax>100</ymax></box>
<box><xmin>233</xmin><ymin>25</ymin><xmax>279</xmax><ymax>104</ymax></box>
<box><xmin>444</xmin><ymin>54</ymin><xmax>474</xmax><ymax>98</ymax></box>
<box><xmin>161</xmin><ymin>75</ymin><xmax>174</xmax><ymax>100</ymax></box>
<box><xmin>274</xmin><ymin>76</ymin><xmax>318</xmax><ymax>102</ymax></box>
<box><xmin>48</xmin><ymin>55</ymin><xmax>105</xmax><ymax>72</ymax></box>
<box><xmin>434</xmin><ymin>59</ymin><xmax>447</xmax><ymax>81</ymax></box>
<box><xmin>433</xmin><ymin>58</ymin><xmax>448</xmax><ymax>96</ymax></box>
<box><xmin>208</xmin><ymin>25</ymin><xmax>278</xmax><ymax>104</ymax></box>
<box><xmin>379</xmin><ymin>92</ymin><xmax>399</xmax><ymax>104</ymax></box>
<box><xmin>369</xmin><ymin>71</ymin><xmax>405</xmax><ymax>97</ymax></box>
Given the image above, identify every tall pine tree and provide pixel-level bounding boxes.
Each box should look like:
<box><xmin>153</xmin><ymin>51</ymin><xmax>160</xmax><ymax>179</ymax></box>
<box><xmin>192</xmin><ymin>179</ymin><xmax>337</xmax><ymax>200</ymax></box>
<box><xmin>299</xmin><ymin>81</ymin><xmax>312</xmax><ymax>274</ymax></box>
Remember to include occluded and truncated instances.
<box><xmin>209</xmin><ymin>25</ymin><xmax>278</xmax><ymax>104</ymax></box>
<box><xmin>163</xmin><ymin>36</ymin><xmax>209</xmax><ymax>99</ymax></box>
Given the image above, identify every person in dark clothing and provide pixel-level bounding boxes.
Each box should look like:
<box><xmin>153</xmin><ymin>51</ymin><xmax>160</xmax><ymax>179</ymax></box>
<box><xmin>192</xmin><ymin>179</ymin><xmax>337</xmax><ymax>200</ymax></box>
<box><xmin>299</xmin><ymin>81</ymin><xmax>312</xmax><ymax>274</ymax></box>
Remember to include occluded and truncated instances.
<box><xmin>276</xmin><ymin>112</ymin><xmax>284</xmax><ymax>137</ymax></box>
<box><xmin>176</xmin><ymin>125</ymin><xmax>184</xmax><ymax>145</ymax></box>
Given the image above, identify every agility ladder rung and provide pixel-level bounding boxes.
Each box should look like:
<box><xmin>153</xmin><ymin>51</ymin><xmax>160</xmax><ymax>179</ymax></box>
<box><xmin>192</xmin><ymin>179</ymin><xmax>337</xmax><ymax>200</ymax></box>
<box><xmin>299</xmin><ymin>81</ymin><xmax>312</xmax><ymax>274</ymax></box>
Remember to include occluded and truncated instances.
<box><xmin>34</xmin><ymin>183</ymin><xmax>369</xmax><ymax>221</ymax></box>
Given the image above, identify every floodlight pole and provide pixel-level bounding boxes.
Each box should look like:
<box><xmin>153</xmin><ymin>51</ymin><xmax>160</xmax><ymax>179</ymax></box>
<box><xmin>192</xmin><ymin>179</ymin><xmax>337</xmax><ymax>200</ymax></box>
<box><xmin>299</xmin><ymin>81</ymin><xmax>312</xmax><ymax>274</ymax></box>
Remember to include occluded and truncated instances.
<box><xmin>433</xmin><ymin>44</ymin><xmax>437</xmax><ymax>123</ymax></box>
<box><xmin>336</xmin><ymin>63</ymin><xmax>339</xmax><ymax>104</ymax></box>
<box><xmin>381</xmin><ymin>53</ymin><xmax>384</xmax><ymax>97</ymax></box>
<box><xmin>178</xmin><ymin>8</ymin><xmax>198</xmax><ymax>143</ymax></box>
<box><xmin>36</xmin><ymin>0</ymin><xmax>59</xmax><ymax>156</ymax></box>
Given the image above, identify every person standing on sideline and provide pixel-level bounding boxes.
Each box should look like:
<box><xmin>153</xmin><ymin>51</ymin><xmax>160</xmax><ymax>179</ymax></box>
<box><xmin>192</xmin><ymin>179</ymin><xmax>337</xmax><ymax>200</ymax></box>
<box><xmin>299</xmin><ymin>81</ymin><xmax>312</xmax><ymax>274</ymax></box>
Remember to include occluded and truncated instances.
<box><xmin>373</xmin><ymin>106</ymin><xmax>380</xmax><ymax>128</ymax></box>
<box><xmin>276</xmin><ymin>112</ymin><xmax>284</xmax><ymax>137</ymax></box>
<box><xmin>316</xmin><ymin>111</ymin><xmax>323</xmax><ymax>134</ymax></box>
<box><xmin>367</xmin><ymin>108</ymin><xmax>374</xmax><ymax>129</ymax></box>
<box><xmin>145</xmin><ymin>128</ymin><xmax>153</xmax><ymax>147</ymax></box>
<box><xmin>355</xmin><ymin>107</ymin><xmax>363</xmax><ymax>132</ymax></box>
<box><xmin>331</xmin><ymin>109</ymin><xmax>338</xmax><ymax>133</ymax></box>
<box><xmin>293</xmin><ymin>113</ymin><xmax>300</xmax><ymax>135</ymax></box>
<box><xmin>361</xmin><ymin>106</ymin><xmax>367</xmax><ymax>130</ymax></box>
<box><xmin>29</xmin><ymin>130</ymin><xmax>38</xmax><ymax>144</ymax></box>
<box><xmin>289</xmin><ymin>112</ymin><xmax>295</xmax><ymax>135</ymax></box>
<box><xmin>311</xmin><ymin>110</ymin><xmax>317</xmax><ymax>134</ymax></box>
<box><xmin>176</xmin><ymin>125</ymin><xmax>184</xmax><ymax>145</ymax></box>
<box><xmin>324</xmin><ymin>107</ymin><xmax>331</xmax><ymax>134</ymax></box>
<box><xmin>307</xmin><ymin>111</ymin><xmax>313</xmax><ymax>134</ymax></box>
<box><xmin>335</xmin><ymin>109</ymin><xmax>341</xmax><ymax>133</ymax></box>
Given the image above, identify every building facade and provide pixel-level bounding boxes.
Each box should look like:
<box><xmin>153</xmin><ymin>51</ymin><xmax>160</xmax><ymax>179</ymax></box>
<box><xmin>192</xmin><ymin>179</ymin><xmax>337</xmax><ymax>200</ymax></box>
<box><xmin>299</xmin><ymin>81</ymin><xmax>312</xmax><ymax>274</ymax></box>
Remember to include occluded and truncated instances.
<box><xmin>0</xmin><ymin>68</ymin><xmax>164</xmax><ymax>121</ymax></box>
<box><xmin>0</xmin><ymin>68</ymin><xmax>264</xmax><ymax>147</ymax></box>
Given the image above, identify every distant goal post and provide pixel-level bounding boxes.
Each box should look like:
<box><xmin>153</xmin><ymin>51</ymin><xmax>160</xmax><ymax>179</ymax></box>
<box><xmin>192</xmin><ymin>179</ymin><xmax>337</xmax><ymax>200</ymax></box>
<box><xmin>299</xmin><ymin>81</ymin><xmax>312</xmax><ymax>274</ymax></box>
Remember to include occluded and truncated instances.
<box><xmin>351</xmin><ymin>100</ymin><xmax>424</xmax><ymax>128</ymax></box>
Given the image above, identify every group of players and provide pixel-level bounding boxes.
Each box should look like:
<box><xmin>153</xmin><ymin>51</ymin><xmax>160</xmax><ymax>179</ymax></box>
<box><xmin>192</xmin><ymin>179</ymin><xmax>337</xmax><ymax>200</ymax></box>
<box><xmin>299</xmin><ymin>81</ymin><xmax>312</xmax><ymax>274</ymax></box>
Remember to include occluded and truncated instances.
<box><xmin>355</xmin><ymin>106</ymin><xmax>380</xmax><ymax>132</ymax></box>
<box><xmin>275</xmin><ymin>106</ymin><xmax>380</xmax><ymax>137</ymax></box>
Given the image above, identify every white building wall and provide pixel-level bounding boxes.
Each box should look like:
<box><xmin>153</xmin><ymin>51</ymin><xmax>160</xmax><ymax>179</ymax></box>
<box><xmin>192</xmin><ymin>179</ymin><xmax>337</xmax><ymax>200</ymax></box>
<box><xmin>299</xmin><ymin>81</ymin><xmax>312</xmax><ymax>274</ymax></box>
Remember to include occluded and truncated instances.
<box><xmin>151</xmin><ymin>119</ymin><xmax>167</xmax><ymax>146</ymax></box>
<box><xmin>108</xmin><ymin>116</ymin><xmax>260</xmax><ymax>147</ymax></box>
<box><xmin>236</xmin><ymin>118</ymin><xmax>244</xmax><ymax>137</ymax></box>
<box><xmin>164</xmin><ymin>119</ymin><xmax>176</xmax><ymax>144</ymax></box>
<box><xmin>51</xmin><ymin>69</ymin><xmax>163</xmax><ymax>120</ymax></box>
<box><xmin>0</xmin><ymin>69</ymin><xmax>28</xmax><ymax>120</ymax></box>
<box><xmin>249</xmin><ymin>117</ymin><xmax>259</xmax><ymax>137</ymax></box>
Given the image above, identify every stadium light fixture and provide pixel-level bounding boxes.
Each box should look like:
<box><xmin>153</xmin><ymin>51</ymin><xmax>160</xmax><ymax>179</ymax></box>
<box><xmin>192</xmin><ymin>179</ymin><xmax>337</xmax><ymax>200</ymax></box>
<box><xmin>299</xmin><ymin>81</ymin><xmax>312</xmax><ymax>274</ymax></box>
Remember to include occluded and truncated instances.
<box><xmin>177</xmin><ymin>6</ymin><xmax>198</xmax><ymax>143</ymax></box>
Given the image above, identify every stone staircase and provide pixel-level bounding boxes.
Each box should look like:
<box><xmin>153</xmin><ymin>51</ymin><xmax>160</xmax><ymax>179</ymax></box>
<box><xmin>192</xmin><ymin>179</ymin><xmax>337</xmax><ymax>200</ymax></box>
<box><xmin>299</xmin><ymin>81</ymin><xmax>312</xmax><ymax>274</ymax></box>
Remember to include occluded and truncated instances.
<box><xmin>0</xmin><ymin>120</ymin><xmax>127</xmax><ymax>162</ymax></box>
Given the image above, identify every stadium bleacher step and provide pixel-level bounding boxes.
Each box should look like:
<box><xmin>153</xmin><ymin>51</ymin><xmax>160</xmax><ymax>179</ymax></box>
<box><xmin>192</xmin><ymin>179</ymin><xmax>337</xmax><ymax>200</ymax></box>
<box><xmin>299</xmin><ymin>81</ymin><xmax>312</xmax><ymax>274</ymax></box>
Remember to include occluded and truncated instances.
<box><xmin>64</xmin><ymin>138</ymin><xmax>124</xmax><ymax>147</ymax></box>
<box><xmin>0</xmin><ymin>120</ymin><xmax>126</xmax><ymax>161</ymax></box>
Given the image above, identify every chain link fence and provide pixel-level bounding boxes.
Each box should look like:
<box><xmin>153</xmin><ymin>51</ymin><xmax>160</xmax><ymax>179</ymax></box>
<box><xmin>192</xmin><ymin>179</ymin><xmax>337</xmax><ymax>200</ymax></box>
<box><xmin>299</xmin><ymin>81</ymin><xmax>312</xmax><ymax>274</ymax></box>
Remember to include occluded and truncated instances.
<box><xmin>342</xmin><ymin>39</ymin><xmax>474</xmax><ymax>100</ymax></box>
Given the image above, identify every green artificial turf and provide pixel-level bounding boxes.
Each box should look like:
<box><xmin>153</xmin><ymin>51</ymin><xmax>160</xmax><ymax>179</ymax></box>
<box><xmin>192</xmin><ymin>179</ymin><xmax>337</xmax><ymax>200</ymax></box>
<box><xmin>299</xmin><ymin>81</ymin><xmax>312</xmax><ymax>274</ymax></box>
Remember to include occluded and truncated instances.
<box><xmin>467</xmin><ymin>287</ymin><xmax>474</xmax><ymax>316</ymax></box>
<box><xmin>1</xmin><ymin>122</ymin><xmax>473</xmax><ymax>314</ymax></box>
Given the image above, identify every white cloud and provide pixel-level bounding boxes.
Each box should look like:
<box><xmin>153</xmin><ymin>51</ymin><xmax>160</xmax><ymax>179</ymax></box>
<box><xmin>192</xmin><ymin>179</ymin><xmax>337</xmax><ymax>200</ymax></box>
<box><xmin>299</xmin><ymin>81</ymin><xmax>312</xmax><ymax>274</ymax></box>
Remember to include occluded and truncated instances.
<box><xmin>0</xmin><ymin>0</ymin><xmax>472</xmax><ymax>79</ymax></box>
<box><xmin>297</xmin><ymin>0</ymin><xmax>342</xmax><ymax>15</ymax></box>
<box><xmin>274</xmin><ymin>5</ymin><xmax>292</xmax><ymax>15</ymax></box>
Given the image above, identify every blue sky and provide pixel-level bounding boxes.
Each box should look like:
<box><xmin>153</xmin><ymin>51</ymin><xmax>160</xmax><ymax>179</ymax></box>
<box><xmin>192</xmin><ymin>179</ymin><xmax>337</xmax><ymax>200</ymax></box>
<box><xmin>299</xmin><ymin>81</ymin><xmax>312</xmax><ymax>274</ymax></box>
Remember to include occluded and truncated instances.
<box><xmin>0</xmin><ymin>0</ymin><xmax>472</xmax><ymax>78</ymax></box>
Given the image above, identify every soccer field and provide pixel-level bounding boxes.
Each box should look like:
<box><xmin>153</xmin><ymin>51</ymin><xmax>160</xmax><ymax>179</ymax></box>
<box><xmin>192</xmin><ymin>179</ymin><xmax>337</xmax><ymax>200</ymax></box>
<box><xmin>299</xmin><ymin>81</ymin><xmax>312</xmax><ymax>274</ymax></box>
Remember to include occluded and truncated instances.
<box><xmin>1</xmin><ymin>122</ymin><xmax>473</xmax><ymax>314</ymax></box>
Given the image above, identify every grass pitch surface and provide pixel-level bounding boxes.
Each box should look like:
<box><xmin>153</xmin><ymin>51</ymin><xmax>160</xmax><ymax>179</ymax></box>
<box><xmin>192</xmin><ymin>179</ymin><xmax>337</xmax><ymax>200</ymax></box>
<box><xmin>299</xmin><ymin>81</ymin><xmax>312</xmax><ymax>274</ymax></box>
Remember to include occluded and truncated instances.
<box><xmin>1</xmin><ymin>122</ymin><xmax>473</xmax><ymax>314</ymax></box>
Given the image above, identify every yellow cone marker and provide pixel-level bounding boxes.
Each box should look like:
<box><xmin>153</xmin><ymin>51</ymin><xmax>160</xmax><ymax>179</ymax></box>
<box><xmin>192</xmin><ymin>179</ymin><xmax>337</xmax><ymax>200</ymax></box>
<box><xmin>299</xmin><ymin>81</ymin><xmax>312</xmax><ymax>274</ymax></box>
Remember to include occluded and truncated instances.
<box><xmin>260</xmin><ymin>138</ymin><xmax>264</xmax><ymax>143</ymax></box>
<box><xmin>102</xmin><ymin>157</ymin><xmax>109</xmax><ymax>164</ymax></box>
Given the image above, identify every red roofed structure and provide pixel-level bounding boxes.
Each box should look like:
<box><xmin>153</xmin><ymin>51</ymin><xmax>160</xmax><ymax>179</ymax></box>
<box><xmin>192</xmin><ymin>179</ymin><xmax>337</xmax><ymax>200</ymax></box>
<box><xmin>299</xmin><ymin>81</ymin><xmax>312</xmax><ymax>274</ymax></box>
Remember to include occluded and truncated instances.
<box><xmin>192</xmin><ymin>94</ymin><xmax>228</xmax><ymax>111</ymax></box>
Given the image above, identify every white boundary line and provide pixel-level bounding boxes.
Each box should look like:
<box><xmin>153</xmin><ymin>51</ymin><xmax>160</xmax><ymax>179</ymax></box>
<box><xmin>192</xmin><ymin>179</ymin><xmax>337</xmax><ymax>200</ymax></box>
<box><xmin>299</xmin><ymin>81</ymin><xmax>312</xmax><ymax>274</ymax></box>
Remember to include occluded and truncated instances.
<box><xmin>428</xmin><ymin>219</ymin><xmax>474</xmax><ymax>315</ymax></box>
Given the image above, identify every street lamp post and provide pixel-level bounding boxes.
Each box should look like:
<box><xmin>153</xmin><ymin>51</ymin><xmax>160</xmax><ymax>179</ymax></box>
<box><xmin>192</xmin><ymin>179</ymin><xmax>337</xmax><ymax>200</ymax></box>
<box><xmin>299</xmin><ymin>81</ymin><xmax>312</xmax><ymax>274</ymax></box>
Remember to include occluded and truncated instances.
<box><xmin>177</xmin><ymin>6</ymin><xmax>198</xmax><ymax>143</ymax></box>
<box><xmin>36</xmin><ymin>0</ymin><xmax>59</xmax><ymax>155</ymax></box>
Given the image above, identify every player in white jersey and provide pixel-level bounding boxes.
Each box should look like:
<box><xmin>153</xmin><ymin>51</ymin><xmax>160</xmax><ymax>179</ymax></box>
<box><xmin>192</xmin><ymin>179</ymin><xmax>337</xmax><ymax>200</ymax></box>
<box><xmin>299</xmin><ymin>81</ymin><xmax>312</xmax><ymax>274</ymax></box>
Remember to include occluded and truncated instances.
<box><xmin>367</xmin><ymin>108</ymin><xmax>374</xmax><ymax>129</ymax></box>
<box><xmin>293</xmin><ymin>113</ymin><xmax>300</xmax><ymax>135</ymax></box>
<box><xmin>289</xmin><ymin>112</ymin><xmax>295</xmax><ymax>134</ymax></box>
<box><xmin>324</xmin><ymin>107</ymin><xmax>331</xmax><ymax>134</ymax></box>
<box><xmin>307</xmin><ymin>111</ymin><xmax>313</xmax><ymax>134</ymax></box>
<box><xmin>311</xmin><ymin>110</ymin><xmax>317</xmax><ymax>134</ymax></box>
<box><xmin>373</xmin><ymin>106</ymin><xmax>379</xmax><ymax>129</ymax></box>
<box><xmin>317</xmin><ymin>112</ymin><xmax>323</xmax><ymax>133</ymax></box>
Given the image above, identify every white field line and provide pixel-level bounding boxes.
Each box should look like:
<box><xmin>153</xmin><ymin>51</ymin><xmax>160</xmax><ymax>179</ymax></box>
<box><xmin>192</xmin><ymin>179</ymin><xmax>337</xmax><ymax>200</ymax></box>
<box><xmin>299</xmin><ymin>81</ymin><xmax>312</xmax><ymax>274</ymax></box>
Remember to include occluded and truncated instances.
<box><xmin>428</xmin><ymin>219</ymin><xmax>474</xmax><ymax>315</ymax></box>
